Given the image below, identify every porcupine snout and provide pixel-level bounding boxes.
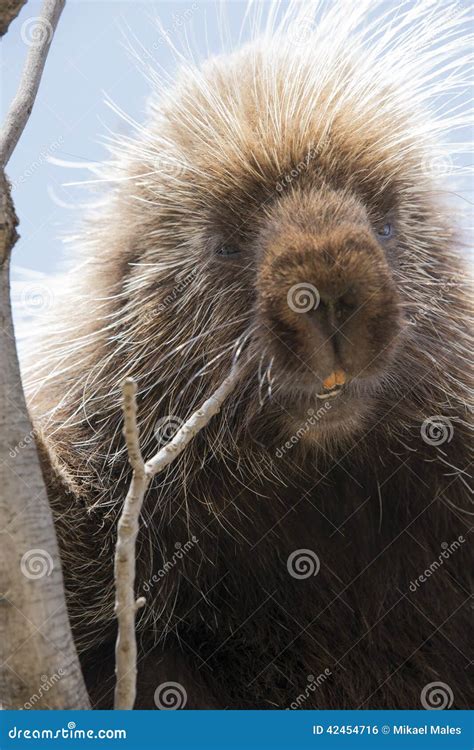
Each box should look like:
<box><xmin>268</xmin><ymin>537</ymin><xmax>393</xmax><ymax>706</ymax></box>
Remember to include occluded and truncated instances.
<box><xmin>256</xmin><ymin>188</ymin><xmax>402</xmax><ymax>396</ymax></box>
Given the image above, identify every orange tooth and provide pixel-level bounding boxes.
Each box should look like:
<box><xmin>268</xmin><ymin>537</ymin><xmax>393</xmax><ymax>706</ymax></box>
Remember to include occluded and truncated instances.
<box><xmin>323</xmin><ymin>370</ymin><xmax>347</xmax><ymax>390</ymax></box>
<box><xmin>322</xmin><ymin>372</ymin><xmax>337</xmax><ymax>390</ymax></box>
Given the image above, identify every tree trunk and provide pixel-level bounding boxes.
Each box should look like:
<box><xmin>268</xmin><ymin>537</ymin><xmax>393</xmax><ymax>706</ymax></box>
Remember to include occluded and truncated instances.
<box><xmin>0</xmin><ymin>173</ymin><xmax>89</xmax><ymax>709</ymax></box>
<box><xmin>0</xmin><ymin>0</ymin><xmax>90</xmax><ymax>708</ymax></box>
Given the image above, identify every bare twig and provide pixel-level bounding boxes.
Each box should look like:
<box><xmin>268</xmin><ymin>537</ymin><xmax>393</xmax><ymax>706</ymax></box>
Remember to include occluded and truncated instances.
<box><xmin>0</xmin><ymin>0</ymin><xmax>65</xmax><ymax>167</ymax></box>
<box><xmin>114</xmin><ymin>368</ymin><xmax>239</xmax><ymax>709</ymax></box>
<box><xmin>113</xmin><ymin>380</ymin><xmax>147</xmax><ymax>712</ymax></box>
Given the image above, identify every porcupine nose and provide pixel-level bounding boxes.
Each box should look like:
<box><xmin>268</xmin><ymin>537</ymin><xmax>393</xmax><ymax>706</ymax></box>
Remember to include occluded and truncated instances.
<box><xmin>307</xmin><ymin>289</ymin><xmax>358</xmax><ymax>339</ymax></box>
<box><xmin>258</xmin><ymin>223</ymin><xmax>401</xmax><ymax>384</ymax></box>
<box><xmin>299</xmin><ymin>279</ymin><xmax>366</xmax><ymax>378</ymax></box>
<box><xmin>304</xmin><ymin>279</ymin><xmax>365</xmax><ymax>362</ymax></box>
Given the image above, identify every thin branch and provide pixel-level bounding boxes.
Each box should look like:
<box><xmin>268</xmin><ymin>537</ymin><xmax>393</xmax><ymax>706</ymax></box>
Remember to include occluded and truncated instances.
<box><xmin>113</xmin><ymin>379</ymin><xmax>147</xmax><ymax>711</ymax></box>
<box><xmin>145</xmin><ymin>369</ymin><xmax>240</xmax><ymax>476</ymax></box>
<box><xmin>0</xmin><ymin>0</ymin><xmax>65</xmax><ymax>167</ymax></box>
<box><xmin>113</xmin><ymin>367</ymin><xmax>240</xmax><ymax>710</ymax></box>
<box><xmin>122</xmin><ymin>378</ymin><xmax>145</xmax><ymax>474</ymax></box>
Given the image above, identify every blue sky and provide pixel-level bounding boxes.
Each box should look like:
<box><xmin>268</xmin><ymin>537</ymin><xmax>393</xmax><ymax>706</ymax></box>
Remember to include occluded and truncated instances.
<box><xmin>3</xmin><ymin>0</ymin><xmax>251</xmax><ymax>277</ymax></box>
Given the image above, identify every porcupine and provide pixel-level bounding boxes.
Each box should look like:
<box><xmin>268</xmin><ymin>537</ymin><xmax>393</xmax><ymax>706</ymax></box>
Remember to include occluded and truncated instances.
<box><xmin>25</xmin><ymin>0</ymin><xmax>472</xmax><ymax>709</ymax></box>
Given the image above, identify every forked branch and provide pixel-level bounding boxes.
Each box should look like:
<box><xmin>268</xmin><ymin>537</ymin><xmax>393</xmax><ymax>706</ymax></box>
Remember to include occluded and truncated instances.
<box><xmin>114</xmin><ymin>368</ymin><xmax>239</xmax><ymax>710</ymax></box>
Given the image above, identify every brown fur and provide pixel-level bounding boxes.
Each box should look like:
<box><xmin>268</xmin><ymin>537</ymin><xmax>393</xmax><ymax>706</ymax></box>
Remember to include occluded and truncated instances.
<box><xmin>26</xmin><ymin>3</ymin><xmax>472</xmax><ymax>709</ymax></box>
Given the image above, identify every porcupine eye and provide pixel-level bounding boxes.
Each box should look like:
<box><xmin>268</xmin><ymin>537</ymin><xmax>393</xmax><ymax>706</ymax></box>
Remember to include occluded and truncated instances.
<box><xmin>216</xmin><ymin>243</ymin><xmax>240</xmax><ymax>257</ymax></box>
<box><xmin>377</xmin><ymin>222</ymin><xmax>393</xmax><ymax>239</ymax></box>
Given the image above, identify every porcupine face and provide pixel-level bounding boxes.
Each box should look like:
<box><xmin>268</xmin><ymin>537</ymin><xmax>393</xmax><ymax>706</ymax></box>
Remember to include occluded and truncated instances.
<box><xmin>120</xmin><ymin>19</ymin><xmax>463</xmax><ymax>444</ymax></box>
<box><xmin>253</xmin><ymin>187</ymin><xmax>403</xmax><ymax>424</ymax></box>
<box><xmin>211</xmin><ymin>176</ymin><xmax>404</xmax><ymax>435</ymax></box>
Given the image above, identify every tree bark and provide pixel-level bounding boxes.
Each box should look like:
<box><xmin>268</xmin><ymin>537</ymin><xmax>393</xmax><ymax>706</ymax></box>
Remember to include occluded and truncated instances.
<box><xmin>0</xmin><ymin>177</ymin><xmax>89</xmax><ymax>711</ymax></box>
<box><xmin>0</xmin><ymin>0</ymin><xmax>90</xmax><ymax>709</ymax></box>
<box><xmin>0</xmin><ymin>1</ymin><xmax>27</xmax><ymax>37</ymax></box>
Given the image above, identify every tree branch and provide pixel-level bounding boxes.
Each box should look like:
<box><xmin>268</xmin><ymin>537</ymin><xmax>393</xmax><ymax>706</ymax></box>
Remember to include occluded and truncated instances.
<box><xmin>114</xmin><ymin>368</ymin><xmax>239</xmax><ymax>709</ymax></box>
<box><xmin>0</xmin><ymin>0</ymin><xmax>65</xmax><ymax>167</ymax></box>
<box><xmin>113</xmin><ymin>380</ymin><xmax>147</xmax><ymax>711</ymax></box>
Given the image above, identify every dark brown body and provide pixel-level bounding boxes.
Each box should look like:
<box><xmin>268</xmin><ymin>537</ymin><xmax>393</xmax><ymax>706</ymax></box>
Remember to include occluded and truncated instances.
<box><xmin>37</xmin><ymin>388</ymin><xmax>472</xmax><ymax>709</ymax></box>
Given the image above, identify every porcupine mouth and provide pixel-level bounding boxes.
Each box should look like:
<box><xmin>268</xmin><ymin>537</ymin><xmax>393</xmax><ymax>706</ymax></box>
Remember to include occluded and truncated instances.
<box><xmin>314</xmin><ymin>369</ymin><xmax>350</xmax><ymax>402</ymax></box>
<box><xmin>315</xmin><ymin>383</ymin><xmax>345</xmax><ymax>400</ymax></box>
<box><xmin>278</xmin><ymin>372</ymin><xmax>351</xmax><ymax>403</ymax></box>
<box><xmin>279</xmin><ymin>371</ymin><xmax>377</xmax><ymax>439</ymax></box>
